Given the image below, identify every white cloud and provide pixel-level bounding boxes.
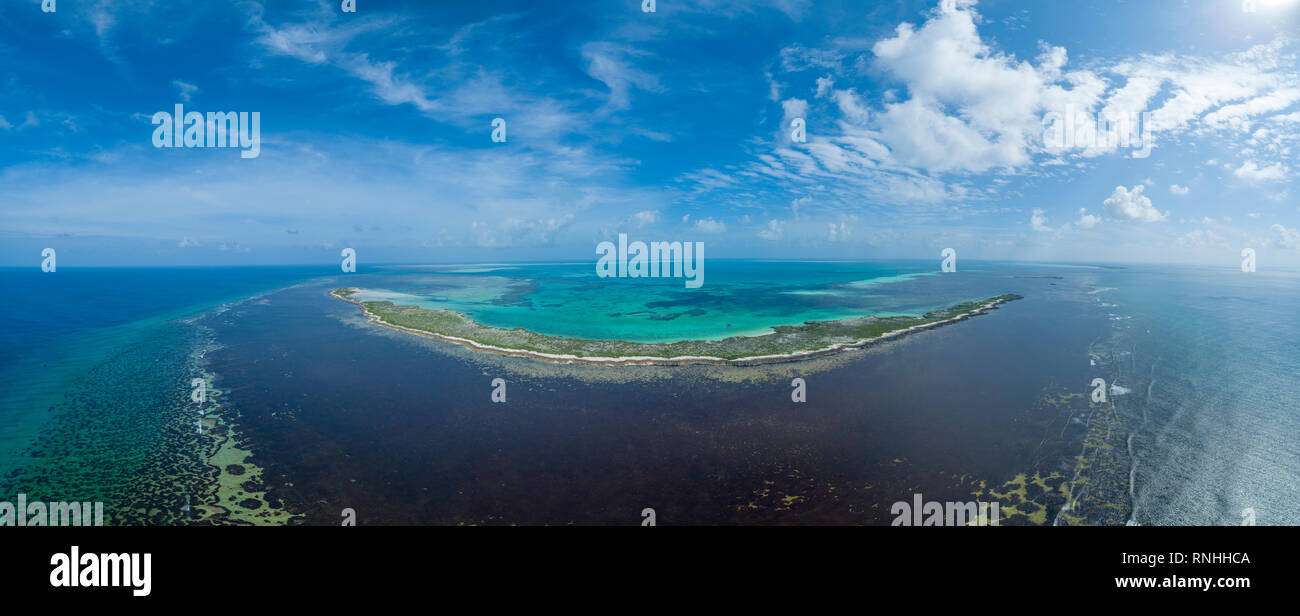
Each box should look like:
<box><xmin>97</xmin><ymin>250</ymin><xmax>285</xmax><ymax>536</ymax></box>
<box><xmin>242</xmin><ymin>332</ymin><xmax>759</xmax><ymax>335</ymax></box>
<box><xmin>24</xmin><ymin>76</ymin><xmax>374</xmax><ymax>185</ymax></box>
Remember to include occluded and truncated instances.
<box><xmin>581</xmin><ymin>42</ymin><xmax>662</xmax><ymax>111</ymax></box>
<box><xmin>1234</xmin><ymin>161</ymin><xmax>1288</xmax><ymax>182</ymax></box>
<box><xmin>781</xmin><ymin>98</ymin><xmax>809</xmax><ymax>139</ymax></box>
<box><xmin>869</xmin><ymin>2</ymin><xmax>1056</xmax><ymax>172</ymax></box>
<box><xmin>815</xmin><ymin>75</ymin><xmax>834</xmax><ymax>98</ymax></box>
<box><xmin>1075</xmin><ymin>208</ymin><xmax>1101</xmax><ymax>228</ymax></box>
<box><xmin>630</xmin><ymin>210</ymin><xmax>660</xmax><ymax>228</ymax></box>
<box><xmin>758</xmin><ymin>219</ymin><xmax>785</xmax><ymax>240</ymax></box>
<box><xmin>1103</xmin><ymin>185</ymin><xmax>1167</xmax><ymax>222</ymax></box>
<box><xmin>676</xmin><ymin>1</ymin><xmax>1299</xmax><ymax>234</ymax></box>
<box><xmin>827</xmin><ymin>215</ymin><xmax>854</xmax><ymax>241</ymax></box>
<box><xmin>1202</xmin><ymin>87</ymin><xmax>1300</xmax><ymax>129</ymax></box>
<box><xmin>1030</xmin><ymin>208</ymin><xmax>1051</xmax><ymax>232</ymax></box>
<box><xmin>178</xmin><ymin>237</ymin><xmax>200</xmax><ymax>248</ymax></box>
<box><xmin>831</xmin><ymin>89</ymin><xmax>869</xmax><ymax>125</ymax></box>
<box><xmin>766</xmin><ymin>1</ymin><xmax>1300</xmax><ymax>182</ymax></box>
<box><xmin>687</xmin><ymin>0</ymin><xmax>813</xmax><ymax>22</ymax></box>
<box><xmin>791</xmin><ymin>196</ymin><xmax>811</xmax><ymax>220</ymax></box>
<box><xmin>694</xmin><ymin>217</ymin><xmax>727</xmax><ymax>233</ymax></box>
<box><xmin>172</xmin><ymin>80</ymin><xmax>199</xmax><ymax>103</ymax></box>
<box><xmin>343</xmin><ymin>55</ymin><xmax>438</xmax><ymax>112</ymax></box>
<box><xmin>499</xmin><ymin>213</ymin><xmax>576</xmax><ymax>245</ymax></box>
<box><xmin>1272</xmin><ymin>224</ymin><xmax>1300</xmax><ymax>250</ymax></box>
<box><xmin>1176</xmin><ymin>229</ymin><xmax>1226</xmax><ymax>249</ymax></box>
<box><xmin>1169</xmin><ymin>184</ymin><xmax>1190</xmax><ymax>196</ymax></box>
<box><xmin>252</xmin><ymin>14</ymin><xmax>439</xmax><ymax>113</ymax></box>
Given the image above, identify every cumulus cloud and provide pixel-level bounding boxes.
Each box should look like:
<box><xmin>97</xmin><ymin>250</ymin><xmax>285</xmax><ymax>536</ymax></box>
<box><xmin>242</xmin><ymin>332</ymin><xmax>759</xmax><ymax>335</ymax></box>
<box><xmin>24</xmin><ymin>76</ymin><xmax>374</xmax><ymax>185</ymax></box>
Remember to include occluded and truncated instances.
<box><xmin>1272</xmin><ymin>224</ymin><xmax>1300</xmax><ymax>250</ymax></box>
<box><xmin>869</xmin><ymin>1</ymin><xmax>1058</xmax><ymax>172</ymax></box>
<box><xmin>693</xmin><ymin>217</ymin><xmax>727</xmax><ymax>233</ymax></box>
<box><xmin>749</xmin><ymin>0</ymin><xmax>1300</xmax><ymax>187</ymax></box>
<box><xmin>1075</xmin><ymin>208</ymin><xmax>1101</xmax><ymax>228</ymax></box>
<box><xmin>1235</xmin><ymin>161</ymin><xmax>1288</xmax><ymax>182</ymax></box>
<box><xmin>791</xmin><ymin>196</ymin><xmax>811</xmax><ymax>220</ymax></box>
<box><xmin>676</xmin><ymin>0</ymin><xmax>1300</xmax><ymax>233</ymax></box>
<box><xmin>831</xmin><ymin>89</ymin><xmax>870</xmax><ymax>125</ymax></box>
<box><xmin>630</xmin><ymin>210</ymin><xmax>660</xmax><ymax>228</ymax></box>
<box><xmin>827</xmin><ymin>215</ymin><xmax>854</xmax><ymax>241</ymax></box>
<box><xmin>814</xmin><ymin>75</ymin><xmax>834</xmax><ymax>98</ymax></box>
<box><xmin>1030</xmin><ymin>208</ymin><xmax>1051</xmax><ymax>232</ymax></box>
<box><xmin>1103</xmin><ymin>185</ymin><xmax>1167</xmax><ymax>222</ymax></box>
<box><xmin>758</xmin><ymin>219</ymin><xmax>785</xmax><ymax>240</ymax></box>
<box><xmin>500</xmin><ymin>213</ymin><xmax>576</xmax><ymax>245</ymax></box>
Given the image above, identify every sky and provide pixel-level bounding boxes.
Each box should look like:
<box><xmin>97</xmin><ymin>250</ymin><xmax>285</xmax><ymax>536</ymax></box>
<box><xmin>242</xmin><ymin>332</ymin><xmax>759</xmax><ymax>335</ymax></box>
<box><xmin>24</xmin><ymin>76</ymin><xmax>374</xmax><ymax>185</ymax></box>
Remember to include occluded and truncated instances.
<box><xmin>1</xmin><ymin>0</ymin><xmax>1299</xmax><ymax>267</ymax></box>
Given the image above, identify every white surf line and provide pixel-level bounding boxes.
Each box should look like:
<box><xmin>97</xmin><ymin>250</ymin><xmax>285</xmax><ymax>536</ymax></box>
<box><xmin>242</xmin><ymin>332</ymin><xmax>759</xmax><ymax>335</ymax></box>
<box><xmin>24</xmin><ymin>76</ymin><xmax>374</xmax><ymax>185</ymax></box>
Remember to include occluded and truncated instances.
<box><xmin>330</xmin><ymin>289</ymin><xmax>1015</xmax><ymax>366</ymax></box>
<box><xmin>1126</xmin><ymin>432</ymin><xmax>1139</xmax><ymax>525</ymax></box>
<box><xmin>1125</xmin><ymin>359</ymin><xmax>1158</xmax><ymax>526</ymax></box>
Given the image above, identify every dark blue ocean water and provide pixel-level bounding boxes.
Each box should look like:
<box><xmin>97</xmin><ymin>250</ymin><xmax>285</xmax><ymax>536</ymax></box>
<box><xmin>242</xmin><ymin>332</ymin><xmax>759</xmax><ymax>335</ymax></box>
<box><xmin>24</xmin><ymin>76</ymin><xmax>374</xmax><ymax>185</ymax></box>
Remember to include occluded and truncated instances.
<box><xmin>0</xmin><ymin>266</ymin><xmax>335</xmax><ymax>367</ymax></box>
<box><xmin>0</xmin><ymin>266</ymin><xmax>332</xmax><ymax>472</ymax></box>
<box><xmin>2</xmin><ymin>262</ymin><xmax>1296</xmax><ymax>524</ymax></box>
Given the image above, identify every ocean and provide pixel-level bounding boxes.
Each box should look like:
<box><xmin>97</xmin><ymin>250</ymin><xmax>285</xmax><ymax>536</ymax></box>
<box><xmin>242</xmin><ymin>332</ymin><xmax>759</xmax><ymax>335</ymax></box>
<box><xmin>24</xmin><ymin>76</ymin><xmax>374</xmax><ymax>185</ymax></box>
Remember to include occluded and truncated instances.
<box><xmin>1</xmin><ymin>261</ymin><xmax>1295</xmax><ymax>525</ymax></box>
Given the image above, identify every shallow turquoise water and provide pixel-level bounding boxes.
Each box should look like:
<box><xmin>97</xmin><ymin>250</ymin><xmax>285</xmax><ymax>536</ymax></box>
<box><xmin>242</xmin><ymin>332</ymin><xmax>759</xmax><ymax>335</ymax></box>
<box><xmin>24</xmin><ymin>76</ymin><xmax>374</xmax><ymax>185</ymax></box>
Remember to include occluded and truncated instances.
<box><xmin>355</xmin><ymin>260</ymin><xmax>981</xmax><ymax>343</ymax></box>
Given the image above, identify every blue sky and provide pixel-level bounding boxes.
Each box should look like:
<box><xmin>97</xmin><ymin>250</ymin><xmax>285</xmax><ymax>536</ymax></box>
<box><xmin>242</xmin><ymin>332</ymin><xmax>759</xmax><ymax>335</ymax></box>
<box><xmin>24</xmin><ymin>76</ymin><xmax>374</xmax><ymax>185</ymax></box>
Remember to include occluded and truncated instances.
<box><xmin>2</xmin><ymin>0</ymin><xmax>1299</xmax><ymax>266</ymax></box>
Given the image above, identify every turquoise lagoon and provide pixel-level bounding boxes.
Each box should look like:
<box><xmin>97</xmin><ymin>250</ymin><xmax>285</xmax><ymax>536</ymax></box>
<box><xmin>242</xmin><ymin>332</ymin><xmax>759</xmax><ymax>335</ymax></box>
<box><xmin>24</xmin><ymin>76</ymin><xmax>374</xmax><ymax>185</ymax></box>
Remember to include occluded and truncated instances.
<box><xmin>349</xmin><ymin>260</ymin><xmax>992</xmax><ymax>343</ymax></box>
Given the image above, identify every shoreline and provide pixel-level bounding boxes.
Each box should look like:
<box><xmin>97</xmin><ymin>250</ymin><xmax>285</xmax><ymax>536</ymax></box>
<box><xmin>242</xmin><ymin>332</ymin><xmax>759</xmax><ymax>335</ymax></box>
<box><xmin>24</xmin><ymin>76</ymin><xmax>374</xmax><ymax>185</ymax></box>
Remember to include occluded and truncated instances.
<box><xmin>330</xmin><ymin>288</ymin><xmax>1021</xmax><ymax>366</ymax></box>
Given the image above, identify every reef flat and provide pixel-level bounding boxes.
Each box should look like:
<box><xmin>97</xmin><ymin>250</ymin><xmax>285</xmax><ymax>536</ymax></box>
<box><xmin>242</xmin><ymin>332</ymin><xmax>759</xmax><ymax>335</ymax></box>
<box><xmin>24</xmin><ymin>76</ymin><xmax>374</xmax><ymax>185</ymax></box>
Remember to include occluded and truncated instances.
<box><xmin>331</xmin><ymin>287</ymin><xmax>1021</xmax><ymax>366</ymax></box>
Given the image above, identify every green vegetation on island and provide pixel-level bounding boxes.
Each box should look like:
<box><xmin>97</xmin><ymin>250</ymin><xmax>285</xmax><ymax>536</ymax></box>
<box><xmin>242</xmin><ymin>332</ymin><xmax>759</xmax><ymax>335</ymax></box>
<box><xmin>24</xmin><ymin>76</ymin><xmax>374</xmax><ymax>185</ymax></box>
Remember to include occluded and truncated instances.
<box><xmin>331</xmin><ymin>288</ymin><xmax>1022</xmax><ymax>364</ymax></box>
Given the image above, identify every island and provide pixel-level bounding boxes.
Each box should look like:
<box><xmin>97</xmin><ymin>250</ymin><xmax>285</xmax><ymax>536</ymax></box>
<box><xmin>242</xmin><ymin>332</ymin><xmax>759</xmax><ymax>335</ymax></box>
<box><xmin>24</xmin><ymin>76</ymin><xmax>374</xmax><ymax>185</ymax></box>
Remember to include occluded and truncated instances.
<box><xmin>331</xmin><ymin>288</ymin><xmax>1022</xmax><ymax>366</ymax></box>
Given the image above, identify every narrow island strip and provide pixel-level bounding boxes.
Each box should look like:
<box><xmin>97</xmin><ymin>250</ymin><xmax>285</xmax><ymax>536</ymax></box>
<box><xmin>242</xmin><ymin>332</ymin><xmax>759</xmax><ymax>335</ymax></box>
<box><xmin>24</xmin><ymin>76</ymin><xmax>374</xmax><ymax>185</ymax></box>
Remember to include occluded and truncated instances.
<box><xmin>330</xmin><ymin>288</ymin><xmax>1021</xmax><ymax>366</ymax></box>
